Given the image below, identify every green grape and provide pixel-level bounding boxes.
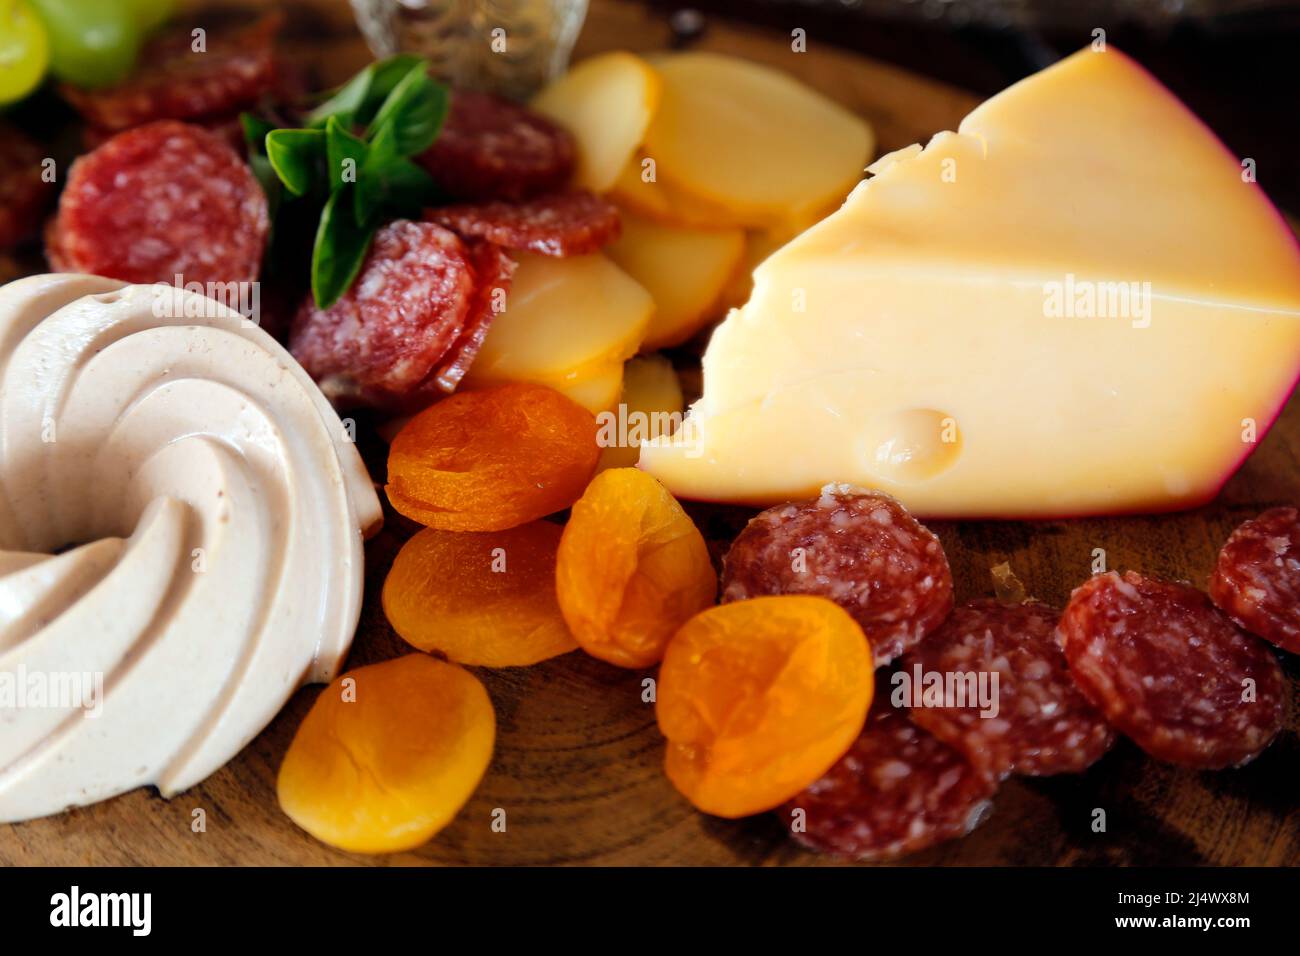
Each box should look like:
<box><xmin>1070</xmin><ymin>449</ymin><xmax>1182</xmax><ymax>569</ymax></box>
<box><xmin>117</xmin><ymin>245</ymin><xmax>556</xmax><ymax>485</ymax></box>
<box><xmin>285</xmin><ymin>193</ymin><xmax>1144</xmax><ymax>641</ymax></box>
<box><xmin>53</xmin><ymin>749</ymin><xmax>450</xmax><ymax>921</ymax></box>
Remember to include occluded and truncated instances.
<box><xmin>120</xmin><ymin>0</ymin><xmax>175</xmax><ymax>33</ymax></box>
<box><xmin>28</xmin><ymin>0</ymin><xmax>141</xmax><ymax>89</ymax></box>
<box><xmin>0</xmin><ymin>0</ymin><xmax>50</xmax><ymax>104</ymax></box>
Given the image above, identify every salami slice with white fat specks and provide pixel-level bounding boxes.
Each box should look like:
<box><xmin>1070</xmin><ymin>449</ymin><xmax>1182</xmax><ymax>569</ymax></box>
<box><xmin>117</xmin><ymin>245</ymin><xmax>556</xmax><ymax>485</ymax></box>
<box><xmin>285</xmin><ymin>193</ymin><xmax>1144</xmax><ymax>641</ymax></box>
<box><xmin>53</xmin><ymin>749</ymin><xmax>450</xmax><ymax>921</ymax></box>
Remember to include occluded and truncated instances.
<box><xmin>289</xmin><ymin>220</ymin><xmax>477</xmax><ymax>410</ymax></box>
<box><xmin>1058</xmin><ymin>571</ymin><xmax>1285</xmax><ymax>769</ymax></box>
<box><xmin>781</xmin><ymin>698</ymin><xmax>996</xmax><ymax>861</ymax></box>
<box><xmin>901</xmin><ymin>599</ymin><xmax>1115</xmax><ymax>779</ymax></box>
<box><xmin>428</xmin><ymin>240</ymin><xmax>516</xmax><ymax>392</ymax></box>
<box><xmin>1209</xmin><ymin>506</ymin><xmax>1300</xmax><ymax>656</ymax></box>
<box><xmin>418</xmin><ymin>90</ymin><xmax>574</xmax><ymax>202</ymax></box>
<box><xmin>425</xmin><ymin>191</ymin><xmax>621</xmax><ymax>257</ymax></box>
<box><xmin>721</xmin><ymin>483</ymin><xmax>953</xmax><ymax>666</ymax></box>
<box><xmin>47</xmin><ymin>121</ymin><xmax>268</xmax><ymax>287</ymax></box>
<box><xmin>60</xmin><ymin>16</ymin><xmax>280</xmax><ymax>132</ymax></box>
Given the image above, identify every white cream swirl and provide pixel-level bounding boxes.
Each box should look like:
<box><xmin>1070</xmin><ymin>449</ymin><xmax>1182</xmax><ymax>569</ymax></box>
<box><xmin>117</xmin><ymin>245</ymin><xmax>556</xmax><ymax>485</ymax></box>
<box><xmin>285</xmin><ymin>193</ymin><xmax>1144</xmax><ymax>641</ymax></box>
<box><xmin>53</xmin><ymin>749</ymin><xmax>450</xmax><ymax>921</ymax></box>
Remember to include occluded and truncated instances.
<box><xmin>0</xmin><ymin>274</ymin><xmax>382</xmax><ymax>822</ymax></box>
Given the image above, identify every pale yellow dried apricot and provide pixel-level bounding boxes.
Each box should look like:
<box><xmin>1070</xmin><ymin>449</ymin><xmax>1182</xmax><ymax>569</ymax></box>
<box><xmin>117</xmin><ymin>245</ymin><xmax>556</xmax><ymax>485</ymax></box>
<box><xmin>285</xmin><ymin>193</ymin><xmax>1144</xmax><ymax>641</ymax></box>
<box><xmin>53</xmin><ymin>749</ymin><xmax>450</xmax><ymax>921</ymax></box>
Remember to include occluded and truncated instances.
<box><xmin>656</xmin><ymin>596</ymin><xmax>873</xmax><ymax>818</ymax></box>
<box><xmin>383</xmin><ymin>521</ymin><xmax>577</xmax><ymax>667</ymax></box>
<box><xmin>555</xmin><ymin>467</ymin><xmax>715</xmax><ymax>668</ymax></box>
<box><xmin>277</xmin><ymin>654</ymin><xmax>495</xmax><ymax>853</ymax></box>
<box><xmin>387</xmin><ymin>381</ymin><xmax>599</xmax><ymax>532</ymax></box>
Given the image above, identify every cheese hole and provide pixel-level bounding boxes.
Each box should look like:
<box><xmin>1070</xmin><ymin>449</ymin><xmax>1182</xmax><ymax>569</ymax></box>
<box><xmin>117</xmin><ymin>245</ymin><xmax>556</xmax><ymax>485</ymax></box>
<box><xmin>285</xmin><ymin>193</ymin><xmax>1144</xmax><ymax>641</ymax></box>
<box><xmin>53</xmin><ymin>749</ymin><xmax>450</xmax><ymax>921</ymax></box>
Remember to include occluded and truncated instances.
<box><xmin>860</xmin><ymin>408</ymin><xmax>961</xmax><ymax>482</ymax></box>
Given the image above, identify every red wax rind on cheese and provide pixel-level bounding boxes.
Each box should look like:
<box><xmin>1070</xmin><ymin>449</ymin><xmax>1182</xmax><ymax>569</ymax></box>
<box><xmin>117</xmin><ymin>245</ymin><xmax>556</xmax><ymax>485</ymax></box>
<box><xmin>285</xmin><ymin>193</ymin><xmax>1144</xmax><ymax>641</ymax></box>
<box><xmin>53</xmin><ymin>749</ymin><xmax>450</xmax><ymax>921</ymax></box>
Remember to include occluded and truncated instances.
<box><xmin>1209</xmin><ymin>506</ymin><xmax>1300</xmax><ymax>655</ymax></box>
<box><xmin>289</xmin><ymin>220</ymin><xmax>477</xmax><ymax>410</ymax></box>
<box><xmin>429</xmin><ymin>240</ymin><xmax>517</xmax><ymax>392</ymax></box>
<box><xmin>0</xmin><ymin>125</ymin><xmax>55</xmax><ymax>252</ymax></box>
<box><xmin>417</xmin><ymin>90</ymin><xmax>574</xmax><ymax>202</ymax></box>
<box><xmin>900</xmin><ymin>599</ymin><xmax>1115</xmax><ymax>779</ymax></box>
<box><xmin>47</xmin><ymin>121</ymin><xmax>269</xmax><ymax>287</ymax></box>
<box><xmin>425</xmin><ymin>191</ymin><xmax>621</xmax><ymax>257</ymax></box>
<box><xmin>721</xmin><ymin>484</ymin><xmax>953</xmax><ymax>666</ymax></box>
<box><xmin>781</xmin><ymin>698</ymin><xmax>996</xmax><ymax>861</ymax></box>
<box><xmin>60</xmin><ymin>16</ymin><xmax>280</xmax><ymax>131</ymax></box>
<box><xmin>1058</xmin><ymin>571</ymin><xmax>1285</xmax><ymax>769</ymax></box>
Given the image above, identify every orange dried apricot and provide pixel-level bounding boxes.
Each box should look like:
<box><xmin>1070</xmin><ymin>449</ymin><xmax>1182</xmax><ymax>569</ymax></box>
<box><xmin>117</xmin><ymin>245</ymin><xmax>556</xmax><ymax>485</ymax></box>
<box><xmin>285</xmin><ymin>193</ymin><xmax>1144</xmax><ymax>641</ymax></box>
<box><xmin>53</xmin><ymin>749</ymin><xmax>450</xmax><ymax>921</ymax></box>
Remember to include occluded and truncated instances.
<box><xmin>656</xmin><ymin>596</ymin><xmax>873</xmax><ymax>818</ymax></box>
<box><xmin>383</xmin><ymin>521</ymin><xmax>578</xmax><ymax>667</ymax></box>
<box><xmin>277</xmin><ymin>654</ymin><xmax>495</xmax><ymax>854</ymax></box>
<box><xmin>555</xmin><ymin>467</ymin><xmax>716</xmax><ymax>668</ymax></box>
<box><xmin>387</xmin><ymin>381</ymin><xmax>599</xmax><ymax>532</ymax></box>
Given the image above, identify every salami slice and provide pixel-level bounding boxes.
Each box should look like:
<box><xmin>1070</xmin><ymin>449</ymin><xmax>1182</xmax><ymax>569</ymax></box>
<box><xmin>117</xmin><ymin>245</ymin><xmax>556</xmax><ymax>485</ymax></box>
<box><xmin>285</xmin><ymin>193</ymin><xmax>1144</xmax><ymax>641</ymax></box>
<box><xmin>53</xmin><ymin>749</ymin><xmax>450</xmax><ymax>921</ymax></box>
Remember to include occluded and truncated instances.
<box><xmin>82</xmin><ymin>112</ymin><xmax>247</xmax><ymax>154</ymax></box>
<box><xmin>781</xmin><ymin>697</ymin><xmax>996</xmax><ymax>861</ymax></box>
<box><xmin>1058</xmin><ymin>571</ymin><xmax>1285</xmax><ymax>769</ymax></box>
<box><xmin>48</xmin><ymin>121</ymin><xmax>268</xmax><ymax>287</ymax></box>
<box><xmin>0</xmin><ymin>125</ymin><xmax>54</xmax><ymax>252</ymax></box>
<box><xmin>418</xmin><ymin>90</ymin><xmax>575</xmax><ymax>202</ymax></box>
<box><xmin>289</xmin><ymin>220</ymin><xmax>477</xmax><ymax>410</ymax></box>
<box><xmin>1209</xmin><ymin>506</ymin><xmax>1300</xmax><ymax>656</ymax></box>
<box><xmin>425</xmin><ymin>191</ymin><xmax>620</xmax><ymax>257</ymax></box>
<box><xmin>900</xmin><ymin>599</ymin><xmax>1115</xmax><ymax>779</ymax></box>
<box><xmin>721</xmin><ymin>483</ymin><xmax>954</xmax><ymax>666</ymax></box>
<box><xmin>60</xmin><ymin>16</ymin><xmax>280</xmax><ymax>131</ymax></box>
<box><xmin>428</xmin><ymin>240</ymin><xmax>516</xmax><ymax>392</ymax></box>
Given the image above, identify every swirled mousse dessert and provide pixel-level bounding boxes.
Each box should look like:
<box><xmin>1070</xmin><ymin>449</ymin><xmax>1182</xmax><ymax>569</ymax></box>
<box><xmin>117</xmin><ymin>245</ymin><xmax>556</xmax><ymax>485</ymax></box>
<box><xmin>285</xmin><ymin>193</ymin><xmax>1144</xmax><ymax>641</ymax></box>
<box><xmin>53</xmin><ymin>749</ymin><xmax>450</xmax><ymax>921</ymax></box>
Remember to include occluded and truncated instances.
<box><xmin>0</xmin><ymin>274</ymin><xmax>381</xmax><ymax>822</ymax></box>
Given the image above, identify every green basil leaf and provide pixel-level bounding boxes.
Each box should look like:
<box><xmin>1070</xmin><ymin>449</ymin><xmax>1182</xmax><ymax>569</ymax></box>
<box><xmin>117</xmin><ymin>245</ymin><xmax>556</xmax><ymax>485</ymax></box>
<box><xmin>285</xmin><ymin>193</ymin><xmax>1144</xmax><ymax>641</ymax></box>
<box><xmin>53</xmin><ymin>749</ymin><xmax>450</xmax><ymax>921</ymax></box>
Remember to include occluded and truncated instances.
<box><xmin>367</xmin><ymin>69</ymin><xmax>448</xmax><ymax>158</ymax></box>
<box><xmin>380</xmin><ymin>158</ymin><xmax>443</xmax><ymax>213</ymax></box>
<box><xmin>239</xmin><ymin>113</ymin><xmax>281</xmax><ymax>215</ymax></box>
<box><xmin>345</xmin><ymin>117</ymin><xmax>392</xmax><ymax>224</ymax></box>
<box><xmin>365</xmin><ymin>114</ymin><xmax>400</xmax><ymax>169</ymax></box>
<box><xmin>240</xmin><ymin>112</ymin><xmax>276</xmax><ymax>152</ymax></box>
<box><xmin>305</xmin><ymin>63</ymin><xmax>377</xmax><ymax>129</ymax></box>
<box><xmin>355</xmin><ymin>54</ymin><xmax>431</xmax><ymax>127</ymax></box>
<box><xmin>249</xmin><ymin>154</ymin><xmax>281</xmax><ymax>218</ymax></box>
<box><xmin>266</xmin><ymin>128</ymin><xmax>326</xmax><ymax>197</ymax></box>
<box><xmin>354</xmin><ymin>173</ymin><xmax>384</xmax><ymax>227</ymax></box>
<box><xmin>312</xmin><ymin>185</ymin><xmax>377</xmax><ymax>310</ymax></box>
<box><xmin>325</xmin><ymin>115</ymin><xmax>369</xmax><ymax>193</ymax></box>
<box><xmin>354</xmin><ymin>121</ymin><xmax>441</xmax><ymax>220</ymax></box>
<box><xmin>305</xmin><ymin>54</ymin><xmax>427</xmax><ymax>130</ymax></box>
<box><xmin>354</xmin><ymin>121</ymin><xmax>398</xmax><ymax>222</ymax></box>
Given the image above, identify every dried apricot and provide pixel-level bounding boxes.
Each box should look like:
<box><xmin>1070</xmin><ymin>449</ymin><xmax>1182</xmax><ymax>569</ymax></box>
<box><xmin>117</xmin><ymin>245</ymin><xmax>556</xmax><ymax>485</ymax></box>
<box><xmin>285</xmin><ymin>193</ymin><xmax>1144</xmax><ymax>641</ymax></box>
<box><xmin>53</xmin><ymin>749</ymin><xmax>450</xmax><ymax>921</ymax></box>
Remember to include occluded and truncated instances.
<box><xmin>556</xmin><ymin>467</ymin><xmax>715</xmax><ymax>668</ymax></box>
<box><xmin>383</xmin><ymin>522</ymin><xmax>578</xmax><ymax>667</ymax></box>
<box><xmin>387</xmin><ymin>381</ymin><xmax>599</xmax><ymax>531</ymax></box>
<box><xmin>656</xmin><ymin>596</ymin><xmax>873</xmax><ymax>818</ymax></box>
<box><xmin>277</xmin><ymin>654</ymin><xmax>495</xmax><ymax>854</ymax></box>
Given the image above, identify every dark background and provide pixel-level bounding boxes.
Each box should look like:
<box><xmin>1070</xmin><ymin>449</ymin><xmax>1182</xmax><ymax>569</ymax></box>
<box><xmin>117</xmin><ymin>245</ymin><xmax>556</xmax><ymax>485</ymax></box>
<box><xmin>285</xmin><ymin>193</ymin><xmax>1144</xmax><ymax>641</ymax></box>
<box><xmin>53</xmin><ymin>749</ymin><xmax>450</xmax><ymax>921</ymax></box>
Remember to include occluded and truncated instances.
<box><xmin>644</xmin><ymin>0</ymin><xmax>1300</xmax><ymax>214</ymax></box>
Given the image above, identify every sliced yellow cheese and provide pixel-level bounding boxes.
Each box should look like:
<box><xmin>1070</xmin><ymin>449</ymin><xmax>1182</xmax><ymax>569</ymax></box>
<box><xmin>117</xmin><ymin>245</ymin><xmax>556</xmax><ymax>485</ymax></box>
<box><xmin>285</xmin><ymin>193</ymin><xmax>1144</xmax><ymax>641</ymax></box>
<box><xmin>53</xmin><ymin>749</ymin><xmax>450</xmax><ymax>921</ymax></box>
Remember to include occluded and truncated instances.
<box><xmin>641</xmin><ymin>52</ymin><xmax>873</xmax><ymax>226</ymax></box>
<box><xmin>609</xmin><ymin>153</ymin><xmax>757</xmax><ymax>230</ymax></box>
<box><xmin>598</xmin><ymin>355</ymin><xmax>684</xmax><ymax>471</ymax></box>
<box><xmin>531</xmin><ymin>51</ymin><xmax>661</xmax><ymax>193</ymax></box>
<box><xmin>641</xmin><ymin>47</ymin><xmax>1300</xmax><ymax>518</ymax></box>
<box><xmin>463</xmin><ymin>252</ymin><xmax>653</xmax><ymax>390</ymax></box>
<box><xmin>555</xmin><ymin>362</ymin><xmax>624</xmax><ymax>415</ymax></box>
<box><xmin>604</xmin><ymin>209</ymin><xmax>745</xmax><ymax>350</ymax></box>
<box><xmin>461</xmin><ymin>362</ymin><xmax>623</xmax><ymax>415</ymax></box>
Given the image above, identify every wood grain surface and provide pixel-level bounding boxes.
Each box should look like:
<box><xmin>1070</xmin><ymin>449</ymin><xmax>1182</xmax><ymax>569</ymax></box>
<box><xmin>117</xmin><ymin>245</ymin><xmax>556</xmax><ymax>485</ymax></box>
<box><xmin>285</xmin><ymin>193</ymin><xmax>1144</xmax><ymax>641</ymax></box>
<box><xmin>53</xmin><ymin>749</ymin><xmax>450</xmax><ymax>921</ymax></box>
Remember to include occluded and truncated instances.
<box><xmin>1</xmin><ymin>0</ymin><xmax>1296</xmax><ymax>867</ymax></box>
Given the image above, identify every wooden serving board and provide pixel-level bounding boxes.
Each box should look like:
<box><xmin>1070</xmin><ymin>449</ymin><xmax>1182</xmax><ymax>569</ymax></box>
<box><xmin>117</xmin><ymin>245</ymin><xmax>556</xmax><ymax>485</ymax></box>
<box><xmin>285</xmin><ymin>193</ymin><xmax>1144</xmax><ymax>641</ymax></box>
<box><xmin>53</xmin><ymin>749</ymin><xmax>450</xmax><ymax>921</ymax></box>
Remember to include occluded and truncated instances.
<box><xmin>2</xmin><ymin>0</ymin><xmax>1297</xmax><ymax>867</ymax></box>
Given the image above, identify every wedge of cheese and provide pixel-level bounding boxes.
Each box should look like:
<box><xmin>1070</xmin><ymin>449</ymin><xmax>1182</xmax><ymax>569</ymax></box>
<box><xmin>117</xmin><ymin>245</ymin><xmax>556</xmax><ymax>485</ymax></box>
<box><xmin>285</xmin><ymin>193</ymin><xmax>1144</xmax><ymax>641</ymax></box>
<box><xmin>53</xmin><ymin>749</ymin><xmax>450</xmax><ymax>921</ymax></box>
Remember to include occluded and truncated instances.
<box><xmin>641</xmin><ymin>47</ymin><xmax>1300</xmax><ymax>517</ymax></box>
